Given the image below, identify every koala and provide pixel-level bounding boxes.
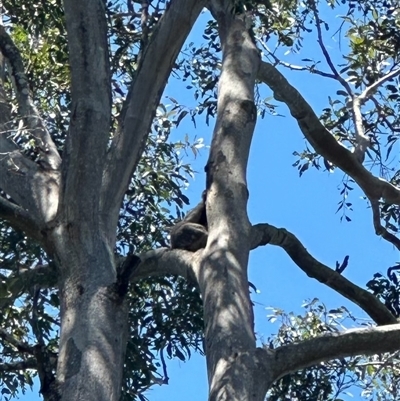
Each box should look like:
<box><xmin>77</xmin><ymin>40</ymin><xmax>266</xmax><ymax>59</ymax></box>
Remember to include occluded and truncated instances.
<box><xmin>170</xmin><ymin>191</ymin><xmax>208</xmax><ymax>252</ymax></box>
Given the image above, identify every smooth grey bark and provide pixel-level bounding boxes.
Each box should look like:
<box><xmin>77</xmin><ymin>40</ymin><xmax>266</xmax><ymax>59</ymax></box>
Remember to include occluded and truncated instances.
<box><xmin>260</xmin><ymin>323</ymin><xmax>400</xmax><ymax>383</ymax></box>
<box><xmin>49</xmin><ymin>1</ymin><xmax>121</xmax><ymax>399</ymax></box>
<box><xmin>193</xmin><ymin>2</ymin><xmax>266</xmax><ymax>400</ymax></box>
<box><xmin>1</xmin><ymin>1</ymin><xmax>400</xmax><ymax>401</ymax></box>
<box><xmin>61</xmin><ymin>0</ymin><xmax>111</xmax><ymax>224</ymax></box>
<box><xmin>49</xmin><ymin>1</ymin><xmax>208</xmax><ymax>400</ymax></box>
<box><xmin>100</xmin><ymin>0</ymin><xmax>208</xmax><ymax>242</ymax></box>
<box><xmin>1</xmin><ymin>0</ymin><xmax>206</xmax><ymax>399</ymax></box>
<box><xmin>250</xmin><ymin>224</ymin><xmax>397</xmax><ymax>325</ymax></box>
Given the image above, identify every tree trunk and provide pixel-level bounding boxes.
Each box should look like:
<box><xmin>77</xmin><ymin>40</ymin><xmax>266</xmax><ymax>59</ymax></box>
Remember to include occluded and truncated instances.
<box><xmin>194</xmin><ymin>3</ymin><xmax>266</xmax><ymax>400</ymax></box>
<box><xmin>51</xmin><ymin>227</ymin><xmax>128</xmax><ymax>401</ymax></box>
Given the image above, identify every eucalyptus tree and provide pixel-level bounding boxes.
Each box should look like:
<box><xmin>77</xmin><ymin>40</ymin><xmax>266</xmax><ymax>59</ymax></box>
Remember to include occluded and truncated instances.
<box><xmin>0</xmin><ymin>1</ymin><xmax>399</xmax><ymax>401</ymax></box>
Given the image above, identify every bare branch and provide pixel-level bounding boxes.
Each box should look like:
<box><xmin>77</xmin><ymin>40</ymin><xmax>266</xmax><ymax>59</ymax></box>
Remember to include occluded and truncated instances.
<box><xmin>0</xmin><ymin>136</ymin><xmax>60</xmax><ymax>225</ymax></box>
<box><xmin>257</xmin><ymin>39</ymin><xmax>336</xmax><ymax>80</ymax></box>
<box><xmin>127</xmin><ymin>248</ymin><xmax>196</xmax><ymax>283</ymax></box>
<box><xmin>2</xmin><ymin>250</ymin><xmax>193</xmax><ymax>297</ymax></box>
<box><xmin>257</xmin><ymin>62</ymin><xmax>400</xmax><ymax>204</ymax></box>
<box><xmin>0</xmin><ymin>25</ymin><xmax>61</xmax><ymax>170</ymax></box>
<box><xmin>310</xmin><ymin>1</ymin><xmax>352</xmax><ymax>95</ymax></box>
<box><xmin>250</xmin><ymin>223</ymin><xmax>397</xmax><ymax>325</ymax></box>
<box><xmin>0</xmin><ymin>358</ymin><xmax>37</xmax><ymax>372</ymax></box>
<box><xmin>307</xmin><ymin>2</ymin><xmax>399</xmax><ymax>164</ymax></box>
<box><xmin>310</xmin><ymin>4</ymin><xmax>399</xmax><ymax>164</ymax></box>
<box><xmin>0</xmin><ymin>195</ymin><xmax>44</xmax><ymax>243</ymax></box>
<box><xmin>0</xmin><ymin>75</ymin><xmax>60</xmax><ymax>225</ymax></box>
<box><xmin>257</xmin><ymin>62</ymin><xmax>400</xmax><ymax>247</ymax></box>
<box><xmin>0</xmin><ymin>328</ymin><xmax>34</xmax><ymax>354</ymax></box>
<box><xmin>351</xmin><ymin>96</ymin><xmax>370</xmax><ymax>163</ymax></box>
<box><xmin>359</xmin><ymin>68</ymin><xmax>400</xmax><ymax>102</ymax></box>
<box><xmin>371</xmin><ymin>200</ymin><xmax>400</xmax><ymax>249</ymax></box>
<box><xmin>258</xmin><ymin>323</ymin><xmax>400</xmax><ymax>382</ymax></box>
<box><xmin>350</xmin><ymin>67</ymin><xmax>400</xmax><ymax>160</ymax></box>
<box><xmin>101</xmin><ymin>0</ymin><xmax>207</xmax><ymax>237</ymax></box>
<box><xmin>61</xmin><ymin>0</ymin><xmax>112</xmax><ymax>221</ymax></box>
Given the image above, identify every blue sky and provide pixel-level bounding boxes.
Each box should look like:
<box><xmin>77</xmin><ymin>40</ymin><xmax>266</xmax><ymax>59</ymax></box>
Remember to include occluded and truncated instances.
<box><xmin>18</xmin><ymin>5</ymin><xmax>399</xmax><ymax>401</ymax></box>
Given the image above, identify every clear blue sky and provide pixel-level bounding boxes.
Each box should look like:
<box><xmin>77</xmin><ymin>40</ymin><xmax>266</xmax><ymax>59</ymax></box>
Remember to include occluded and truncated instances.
<box><xmin>18</xmin><ymin>6</ymin><xmax>399</xmax><ymax>401</ymax></box>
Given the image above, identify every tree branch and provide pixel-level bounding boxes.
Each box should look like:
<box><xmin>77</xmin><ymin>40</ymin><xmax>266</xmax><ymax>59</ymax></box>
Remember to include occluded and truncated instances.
<box><xmin>371</xmin><ymin>200</ymin><xmax>400</xmax><ymax>249</ymax></box>
<box><xmin>0</xmin><ymin>25</ymin><xmax>61</xmax><ymax>170</ymax></box>
<box><xmin>0</xmin><ymin>328</ymin><xmax>34</xmax><ymax>354</ymax></box>
<box><xmin>359</xmin><ymin>68</ymin><xmax>400</xmax><ymax>103</ymax></box>
<box><xmin>0</xmin><ymin>132</ymin><xmax>60</xmax><ymax>225</ymax></box>
<box><xmin>0</xmin><ymin>196</ymin><xmax>45</xmax><ymax>243</ymax></box>
<box><xmin>128</xmin><ymin>248</ymin><xmax>197</xmax><ymax>283</ymax></box>
<box><xmin>256</xmin><ymin>41</ymin><xmax>336</xmax><ymax>79</ymax></box>
<box><xmin>61</xmin><ymin>0</ymin><xmax>112</xmax><ymax>222</ymax></box>
<box><xmin>0</xmin><ymin>264</ymin><xmax>58</xmax><ymax>309</ymax></box>
<box><xmin>250</xmin><ymin>223</ymin><xmax>397</xmax><ymax>325</ymax></box>
<box><xmin>0</xmin><ymin>77</ymin><xmax>59</xmax><ymax>225</ymax></box>
<box><xmin>2</xmin><ymin>249</ymin><xmax>193</xmax><ymax>296</ymax></box>
<box><xmin>257</xmin><ymin>62</ymin><xmax>400</xmax><ymax>204</ymax></box>
<box><xmin>310</xmin><ymin>1</ymin><xmax>352</xmax><ymax>95</ymax></box>
<box><xmin>258</xmin><ymin>323</ymin><xmax>400</xmax><ymax>382</ymax></box>
<box><xmin>257</xmin><ymin>62</ymin><xmax>400</xmax><ymax>248</ymax></box>
<box><xmin>351</xmin><ymin>68</ymin><xmax>400</xmax><ymax>162</ymax></box>
<box><xmin>350</xmin><ymin>96</ymin><xmax>370</xmax><ymax>163</ymax></box>
<box><xmin>0</xmin><ymin>358</ymin><xmax>37</xmax><ymax>372</ymax></box>
<box><xmin>101</xmin><ymin>0</ymin><xmax>207</xmax><ymax>239</ymax></box>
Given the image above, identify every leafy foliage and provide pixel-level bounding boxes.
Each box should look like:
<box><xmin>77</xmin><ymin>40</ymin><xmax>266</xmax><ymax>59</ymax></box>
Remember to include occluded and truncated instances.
<box><xmin>266</xmin><ymin>299</ymin><xmax>400</xmax><ymax>401</ymax></box>
<box><xmin>0</xmin><ymin>0</ymin><xmax>399</xmax><ymax>400</ymax></box>
<box><xmin>283</xmin><ymin>0</ymin><xmax>400</xmax><ymax>227</ymax></box>
<box><xmin>367</xmin><ymin>266</ymin><xmax>400</xmax><ymax>317</ymax></box>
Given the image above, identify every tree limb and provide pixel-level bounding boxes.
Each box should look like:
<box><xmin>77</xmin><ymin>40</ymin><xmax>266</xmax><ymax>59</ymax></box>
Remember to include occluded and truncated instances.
<box><xmin>0</xmin><ymin>134</ymin><xmax>60</xmax><ymax>225</ymax></box>
<box><xmin>0</xmin><ymin>264</ymin><xmax>58</xmax><ymax>308</ymax></box>
<box><xmin>350</xmin><ymin>96</ymin><xmax>370</xmax><ymax>163</ymax></box>
<box><xmin>0</xmin><ymin>25</ymin><xmax>61</xmax><ymax>170</ymax></box>
<box><xmin>359</xmin><ymin>68</ymin><xmax>400</xmax><ymax>102</ymax></box>
<box><xmin>61</xmin><ymin>0</ymin><xmax>112</xmax><ymax>222</ymax></box>
<box><xmin>351</xmin><ymin>68</ymin><xmax>400</xmax><ymax>161</ymax></box>
<box><xmin>0</xmin><ymin>358</ymin><xmax>37</xmax><ymax>372</ymax></box>
<box><xmin>128</xmin><ymin>248</ymin><xmax>197</xmax><ymax>283</ymax></box>
<box><xmin>101</xmin><ymin>0</ymin><xmax>207</xmax><ymax>238</ymax></box>
<box><xmin>371</xmin><ymin>199</ymin><xmax>400</xmax><ymax>249</ymax></box>
<box><xmin>4</xmin><ymin>249</ymin><xmax>194</xmax><ymax>295</ymax></box>
<box><xmin>309</xmin><ymin>2</ymin><xmax>399</xmax><ymax>163</ymax></box>
<box><xmin>310</xmin><ymin>1</ymin><xmax>352</xmax><ymax>95</ymax></box>
<box><xmin>257</xmin><ymin>61</ymin><xmax>400</xmax><ymax>248</ymax></box>
<box><xmin>0</xmin><ymin>78</ymin><xmax>59</xmax><ymax>225</ymax></box>
<box><xmin>0</xmin><ymin>195</ymin><xmax>45</xmax><ymax>243</ymax></box>
<box><xmin>0</xmin><ymin>328</ymin><xmax>34</xmax><ymax>354</ymax></box>
<box><xmin>250</xmin><ymin>223</ymin><xmax>397</xmax><ymax>325</ymax></box>
<box><xmin>256</xmin><ymin>41</ymin><xmax>336</xmax><ymax>79</ymax></box>
<box><xmin>257</xmin><ymin>62</ymin><xmax>400</xmax><ymax>205</ymax></box>
<box><xmin>258</xmin><ymin>323</ymin><xmax>400</xmax><ymax>382</ymax></box>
